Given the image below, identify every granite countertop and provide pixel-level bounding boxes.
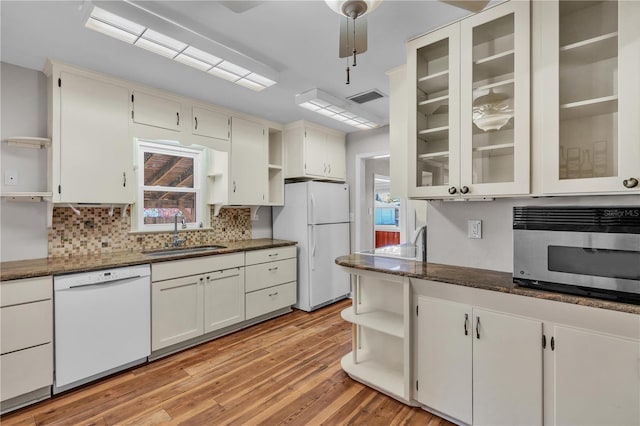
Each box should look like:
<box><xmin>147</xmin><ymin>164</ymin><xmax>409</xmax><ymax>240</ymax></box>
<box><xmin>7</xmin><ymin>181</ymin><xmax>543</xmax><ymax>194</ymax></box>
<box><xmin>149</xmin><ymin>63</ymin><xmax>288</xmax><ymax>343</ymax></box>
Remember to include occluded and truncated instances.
<box><xmin>0</xmin><ymin>239</ymin><xmax>296</xmax><ymax>281</ymax></box>
<box><xmin>336</xmin><ymin>254</ymin><xmax>640</xmax><ymax>315</ymax></box>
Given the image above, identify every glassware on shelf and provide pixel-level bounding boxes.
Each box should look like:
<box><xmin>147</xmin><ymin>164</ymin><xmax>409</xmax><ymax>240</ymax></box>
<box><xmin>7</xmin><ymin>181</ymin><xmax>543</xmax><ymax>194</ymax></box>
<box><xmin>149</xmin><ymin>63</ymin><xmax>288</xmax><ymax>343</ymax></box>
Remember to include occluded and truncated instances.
<box><xmin>593</xmin><ymin>141</ymin><xmax>607</xmax><ymax>177</ymax></box>
<box><xmin>566</xmin><ymin>147</ymin><xmax>581</xmax><ymax>179</ymax></box>
<box><xmin>580</xmin><ymin>149</ymin><xmax>593</xmax><ymax>178</ymax></box>
<box><xmin>472</xmin><ymin>89</ymin><xmax>514</xmax><ymax>132</ymax></box>
<box><xmin>559</xmin><ymin>146</ymin><xmax>568</xmax><ymax>179</ymax></box>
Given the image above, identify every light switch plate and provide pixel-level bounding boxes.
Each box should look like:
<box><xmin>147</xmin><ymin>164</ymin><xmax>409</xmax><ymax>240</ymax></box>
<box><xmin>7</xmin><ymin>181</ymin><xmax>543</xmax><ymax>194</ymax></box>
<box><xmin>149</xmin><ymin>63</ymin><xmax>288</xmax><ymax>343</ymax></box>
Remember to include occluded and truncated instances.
<box><xmin>468</xmin><ymin>220</ymin><xmax>482</xmax><ymax>239</ymax></box>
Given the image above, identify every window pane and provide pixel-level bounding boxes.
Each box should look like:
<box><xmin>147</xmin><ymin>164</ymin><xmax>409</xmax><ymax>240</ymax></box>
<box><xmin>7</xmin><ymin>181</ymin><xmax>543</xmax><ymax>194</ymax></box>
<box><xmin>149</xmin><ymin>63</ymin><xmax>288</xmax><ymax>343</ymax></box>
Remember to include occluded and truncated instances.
<box><xmin>143</xmin><ymin>191</ymin><xmax>195</xmax><ymax>224</ymax></box>
<box><xmin>143</xmin><ymin>152</ymin><xmax>194</xmax><ymax>188</ymax></box>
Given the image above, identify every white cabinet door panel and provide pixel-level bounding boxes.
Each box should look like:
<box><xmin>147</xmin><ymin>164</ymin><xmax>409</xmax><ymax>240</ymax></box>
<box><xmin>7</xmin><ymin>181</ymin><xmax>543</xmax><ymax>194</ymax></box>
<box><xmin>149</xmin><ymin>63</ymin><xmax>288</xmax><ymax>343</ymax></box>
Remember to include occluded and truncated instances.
<box><xmin>59</xmin><ymin>72</ymin><xmax>132</xmax><ymax>203</ymax></box>
<box><xmin>151</xmin><ymin>275</ymin><xmax>203</xmax><ymax>350</ymax></box>
<box><xmin>229</xmin><ymin>117</ymin><xmax>267</xmax><ymax>205</ymax></box>
<box><xmin>325</xmin><ymin>133</ymin><xmax>346</xmax><ymax>180</ymax></box>
<box><xmin>473</xmin><ymin>308</ymin><xmax>543</xmax><ymax>426</ymax></box>
<box><xmin>554</xmin><ymin>325</ymin><xmax>640</xmax><ymax>426</ymax></box>
<box><xmin>132</xmin><ymin>91</ymin><xmax>181</xmax><ymax>131</ymax></box>
<box><xmin>203</xmin><ymin>268</ymin><xmax>244</xmax><ymax>333</ymax></box>
<box><xmin>415</xmin><ymin>297</ymin><xmax>472</xmax><ymax>425</ymax></box>
<box><xmin>0</xmin><ymin>343</ymin><xmax>52</xmax><ymax>402</ymax></box>
<box><xmin>193</xmin><ymin>107</ymin><xmax>229</xmax><ymax>141</ymax></box>
<box><xmin>304</xmin><ymin>127</ymin><xmax>326</xmax><ymax>177</ymax></box>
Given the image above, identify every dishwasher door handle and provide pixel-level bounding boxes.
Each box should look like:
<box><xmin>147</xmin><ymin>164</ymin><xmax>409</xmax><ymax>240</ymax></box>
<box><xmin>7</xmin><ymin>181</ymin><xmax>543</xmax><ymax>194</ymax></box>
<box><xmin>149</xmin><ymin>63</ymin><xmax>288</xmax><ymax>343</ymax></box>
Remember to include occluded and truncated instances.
<box><xmin>65</xmin><ymin>275</ymin><xmax>142</xmax><ymax>290</ymax></box>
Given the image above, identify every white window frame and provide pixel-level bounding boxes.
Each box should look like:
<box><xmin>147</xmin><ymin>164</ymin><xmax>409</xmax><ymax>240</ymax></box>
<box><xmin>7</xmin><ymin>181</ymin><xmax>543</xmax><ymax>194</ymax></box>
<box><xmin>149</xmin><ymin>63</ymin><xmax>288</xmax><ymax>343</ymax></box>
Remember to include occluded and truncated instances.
<box><xmin>136</xmin><ymin>140</ymin><xmax>204</xmax><ymax>232</ymax></box>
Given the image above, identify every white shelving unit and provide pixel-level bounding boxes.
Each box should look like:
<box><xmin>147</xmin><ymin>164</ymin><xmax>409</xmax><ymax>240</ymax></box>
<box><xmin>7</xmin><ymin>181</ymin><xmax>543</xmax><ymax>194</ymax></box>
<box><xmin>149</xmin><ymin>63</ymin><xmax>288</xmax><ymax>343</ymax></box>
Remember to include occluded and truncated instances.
<box><xmin>1</xmin><ymin>137</ymin><xmax>54</xmax><ymax>226</ymax></box>
<box><xmin>339</xmin><ymin>267</ymin><xmax>414</xmax><ymax>406</ymax></box>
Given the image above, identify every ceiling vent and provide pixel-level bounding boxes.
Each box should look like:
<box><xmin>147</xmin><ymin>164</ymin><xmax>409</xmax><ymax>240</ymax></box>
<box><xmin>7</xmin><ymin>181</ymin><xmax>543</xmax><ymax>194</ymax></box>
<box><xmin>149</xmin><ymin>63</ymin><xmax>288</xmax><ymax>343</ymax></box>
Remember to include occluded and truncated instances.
<box><xmin>347</xmin><ymin>89</ymin><xmax>385</xmax><ymax>104</ymax></box>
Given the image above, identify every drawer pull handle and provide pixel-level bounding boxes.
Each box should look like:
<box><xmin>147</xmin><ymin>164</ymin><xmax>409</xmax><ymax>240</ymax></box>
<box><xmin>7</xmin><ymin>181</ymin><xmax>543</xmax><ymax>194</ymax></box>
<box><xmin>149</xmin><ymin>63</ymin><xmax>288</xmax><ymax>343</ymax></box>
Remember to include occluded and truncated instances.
<box><xmin>476</xmin><ymin>316</ymin><xmax>481</xmax><ymax>339</ymax></box>
<box><xmin>464</xmin><ymin>313</ymin><xmax>469</xmax><ymax>336</ymax></box>
<box><xmin>268</xmin><ymin>253</ymin><xmax>279</xmax><ymax>257</ymax></box>
<box><xmin>268</xmin><ymin>292</ymin><xmax>279</xmax><ymax>297</ymax></box>
<box><xmin>268</xmin><ymin>267</ymin><xmax>278</xmax><ymax>272</ymax></box>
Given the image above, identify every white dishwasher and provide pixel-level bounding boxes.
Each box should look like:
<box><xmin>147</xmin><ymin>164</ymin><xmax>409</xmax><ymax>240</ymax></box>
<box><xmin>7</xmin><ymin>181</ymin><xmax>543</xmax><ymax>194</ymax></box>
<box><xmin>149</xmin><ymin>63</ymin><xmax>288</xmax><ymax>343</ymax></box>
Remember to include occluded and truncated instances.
<box><xmin>53</xmin><ymin>264</ymin><xmax>150</xmax><ymax>394</ymax></box>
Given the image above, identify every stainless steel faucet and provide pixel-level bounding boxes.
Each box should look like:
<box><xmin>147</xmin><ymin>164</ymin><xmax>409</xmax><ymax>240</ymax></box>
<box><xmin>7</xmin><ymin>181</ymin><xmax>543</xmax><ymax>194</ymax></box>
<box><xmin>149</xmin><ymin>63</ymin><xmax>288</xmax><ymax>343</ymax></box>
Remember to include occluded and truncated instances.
<box><xmin>172</xmin><ymin>212</ymin><xmax>186</xmax><ymax>248</ymax></box>
<box><xmin>412</xmin><ymin>225</ymin><xmax>427</xmax><ymax>263</ymax></box>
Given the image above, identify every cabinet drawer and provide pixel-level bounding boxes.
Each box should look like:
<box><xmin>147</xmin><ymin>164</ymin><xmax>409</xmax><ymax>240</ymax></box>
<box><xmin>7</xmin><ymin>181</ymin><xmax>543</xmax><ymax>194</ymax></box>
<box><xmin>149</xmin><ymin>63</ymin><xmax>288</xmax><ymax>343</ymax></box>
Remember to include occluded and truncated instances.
<box><xmin>0</xmin><ymin>276</ymin><xmax>52</xmax><ymax>307</ymax></box>
<box><xmin>245</xmin><ymin>258</ymin><xmax>296</xmax><ymax>292</ymax></box>
<box><xmin>246</xmin><ymin>282</ymin><xmax>296</xmax><ymax>320</ymax></box>
<box><xmin>245</xmin><ymin>246</ymin><xmax>296</xmax><ymax>265</ymax></box>
<box><xmin>0</xmin><ymin>343</ymin><xmax>52</xmax><ymax>402</ymax></box>
<box><xmin>152</xmin><ymin>252</ymin><xmax>244</xmax><ymax>282</ymax></box>
<box><xmin>1</xmin><ymin>300</ymin><xmax>52</xmax><ymax>355</ymax></box>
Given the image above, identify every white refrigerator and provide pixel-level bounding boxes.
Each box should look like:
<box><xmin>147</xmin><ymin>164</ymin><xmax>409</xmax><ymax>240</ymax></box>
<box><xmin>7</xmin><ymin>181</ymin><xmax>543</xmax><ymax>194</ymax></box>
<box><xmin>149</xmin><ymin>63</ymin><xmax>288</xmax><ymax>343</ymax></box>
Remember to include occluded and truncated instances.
<box><xmin>272</xmin><ymin>181</ymin><xmax>351</xmax><ymax>311</ymax></box>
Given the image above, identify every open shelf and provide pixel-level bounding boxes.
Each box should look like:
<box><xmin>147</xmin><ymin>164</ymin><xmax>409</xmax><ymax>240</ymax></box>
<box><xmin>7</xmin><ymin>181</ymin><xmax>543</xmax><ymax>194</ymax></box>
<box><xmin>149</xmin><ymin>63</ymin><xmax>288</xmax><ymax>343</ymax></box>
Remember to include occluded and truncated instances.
<box><xmin>1</xmin><ymin>192</ymin><xmax>52</xmax><ymax>202</ymax></box>
<box><xmin>473</xmin><ymin>50</ymin><xmax>514</xmax><ymax>82</ymax></box>
<box><xmin>474</xmin><ymin>78</ymin><xmax>515</xmax><ymax>93</ymax></box>
<box><xmin>417</xmin><ymin>70</ymin><xmax>449</xmax><ymax>94</ymax></box>
<box><xmin>560</xmin><ymin>32</ymin><xmax>618</xmax><ymax>64</ymax></box>
<box><xmin>417</xmin><ymin>95</ymin><xmax>449</xmax><ymax>116</ymax></box>
<box><xmin>472</xmin><ymin>143</ymin><xmax>514</xmax><ymax>157</ymax></box>
<box><xmin>560</xmin><ymin>95</ymin><xmax>618</xmax><ymax>121</ymax></box>
<box><xmin>419</xmin><ymin>151</ymin><xmax>449</xmax><ymax>160</ymax></box>
<box><xmin>341</xmin><ymin>353</ymin><xmax>405</xmax><ymax>401</ymax></box>
<box><xmin>418</xmin><ymin>126</ymin><xmax>449</xmax><ymax>141</ymax></box>
<box><xmin>5</xmin><ymin>137</ymin><xmax>51</xmax><ymax>149</ymax></box>
<box><xmin>341</xmin><ymin>308</ymin><xmax>403</xmax><ymax>339</ymax></box>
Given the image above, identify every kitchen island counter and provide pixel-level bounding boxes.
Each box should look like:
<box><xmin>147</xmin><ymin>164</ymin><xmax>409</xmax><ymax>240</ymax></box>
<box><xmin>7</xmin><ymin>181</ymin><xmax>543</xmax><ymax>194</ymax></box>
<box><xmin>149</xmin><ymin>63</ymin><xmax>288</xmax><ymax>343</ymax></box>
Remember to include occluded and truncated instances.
<box><xmin>1</xmin><ymin>239</ymin><xmax>296</xmax><ymax>281</ymax></box>
<box><xmin>336</xmin><ymin>254</ymin><xmax>640</xmax><ymax>315</ymax></box>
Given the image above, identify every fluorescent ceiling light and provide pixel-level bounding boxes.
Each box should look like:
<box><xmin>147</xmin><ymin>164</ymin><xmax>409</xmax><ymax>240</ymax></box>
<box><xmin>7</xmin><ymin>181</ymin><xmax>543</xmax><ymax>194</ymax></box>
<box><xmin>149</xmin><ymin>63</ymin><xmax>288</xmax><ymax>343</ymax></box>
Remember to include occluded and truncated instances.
<box><xmin>85</xmin><ymin>6</ymin><xmax>277</xmax><ymax>92</ymax></box>
<box><xmin>373</xmin><ymin>154</ymin><xmax>390</xmax><ymax>159</ymax></box>
<box><xmin>295</xmin><ymin>89</ymin><xmax>383</xmax><ymax>130</ymax></box>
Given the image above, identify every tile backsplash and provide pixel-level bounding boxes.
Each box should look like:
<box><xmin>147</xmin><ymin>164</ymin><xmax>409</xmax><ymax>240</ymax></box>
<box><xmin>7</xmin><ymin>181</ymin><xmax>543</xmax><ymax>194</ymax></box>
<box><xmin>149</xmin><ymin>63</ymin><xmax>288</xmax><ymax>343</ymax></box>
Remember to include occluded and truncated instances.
<box><xmin>48</xmin><ymin>206</ymin><xmax>252</xmax><ymax>257</ymax></box>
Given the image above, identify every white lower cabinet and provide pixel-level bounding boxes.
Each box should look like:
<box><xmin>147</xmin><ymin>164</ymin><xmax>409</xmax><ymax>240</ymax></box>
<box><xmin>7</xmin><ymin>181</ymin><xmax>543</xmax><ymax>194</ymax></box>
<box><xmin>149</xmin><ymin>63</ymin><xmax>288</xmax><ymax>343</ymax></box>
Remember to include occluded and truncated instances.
<box><xmin>415</xmin><ymin>297</ymin><xmax>543</xmax><ymax>425</ymax></box>
<box><xmin>151</xmin><ymin>253</ymin><xmax>245</xmax><ymax>351</ymax></box>
<box><xmin>151</xmin><ymin>275</ymin><xmax>204</xmax><ymax>350</ymax></box>
<box><xmin>203</xmin><ymin>268</ymin><xmax>245</xmax><ymax>333</ymax></box>
<box><xmin>244</xmin><ymin>246</ymin><xmax>297</xmax><ymax>320</ymax></box>
<box><xmin>0</xmin><ymin>276</ymin><xmax>53</xmax><ymax>412</ymax></box>
<box><xmin>552</xmin><ymin>325</ymin><xmax>640</xmax><ymax>426</ymax></box>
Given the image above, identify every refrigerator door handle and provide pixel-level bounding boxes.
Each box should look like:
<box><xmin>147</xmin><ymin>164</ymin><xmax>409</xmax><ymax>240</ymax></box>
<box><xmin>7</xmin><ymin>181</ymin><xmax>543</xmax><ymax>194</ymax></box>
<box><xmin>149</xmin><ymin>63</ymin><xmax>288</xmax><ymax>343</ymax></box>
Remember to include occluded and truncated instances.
<box><xmin>310</xmin><ymin>225</ymin><xmax>316</xmax><ymax>271</ymax></box>
<box><xmin>310</xmin><ymin>193</ymin><xmax>316</xmax><ymax>224</ymax></box>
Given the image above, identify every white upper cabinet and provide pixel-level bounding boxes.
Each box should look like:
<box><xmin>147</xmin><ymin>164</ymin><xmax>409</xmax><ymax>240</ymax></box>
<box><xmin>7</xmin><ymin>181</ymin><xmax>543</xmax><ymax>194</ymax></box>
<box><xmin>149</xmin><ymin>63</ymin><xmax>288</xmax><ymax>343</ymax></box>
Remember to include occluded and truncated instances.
<box><xmin>192</xmin><ymin>106</ymin><xmax>230</xmax><ymax>142</ymax></box>
<box><xmin>229</xmin><ymin>116</ymin><xmax>268</xmax><ymax>205</ymax></box>
<box><xmin>131</xmin><ymin>91</ymin><xmax>182</xmax><ymax>132</ymax></box>
<box><xmin>407</xmin><ymin>0</ymin><xmax>530</xmax><ymax>198</ymax></box>
<box><xmin>283</xmin><ymin>120</ymin><xmax>346</xmax><ymax>182</ymax></box>
<box><xmin>51</xmin><ymin>69</ymin><xmax>133</xmax><ymax>204</ymax></box>
<box><xmin>538</xmin><ymin>0</ymin><xmax>640</xmax><ymax>194</ymax></box>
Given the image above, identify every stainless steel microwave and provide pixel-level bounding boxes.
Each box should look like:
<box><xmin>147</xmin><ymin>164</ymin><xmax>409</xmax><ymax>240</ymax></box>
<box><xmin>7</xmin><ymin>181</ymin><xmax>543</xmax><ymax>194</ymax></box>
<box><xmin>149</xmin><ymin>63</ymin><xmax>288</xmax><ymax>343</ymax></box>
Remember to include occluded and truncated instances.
<box><xmin>513</xmin><ymin>206</ymin><xmax>640</xmax><ymax>304</ymax></box>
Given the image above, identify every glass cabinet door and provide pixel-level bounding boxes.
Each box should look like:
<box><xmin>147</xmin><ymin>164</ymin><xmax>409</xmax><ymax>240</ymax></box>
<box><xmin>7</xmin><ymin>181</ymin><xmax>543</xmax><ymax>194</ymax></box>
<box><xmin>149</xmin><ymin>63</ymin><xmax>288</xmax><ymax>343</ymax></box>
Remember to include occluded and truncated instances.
<box><xmin>541</xmin><ymin>0</ymin><xmax>640</xmax><ymax>194</ymax></box>
<box><xmin>407</xmin><ymin>24</ymin><xmax>460</xmax><ymax>198</ymax></box>
<box><xmin>460</xmin><ymin>0</ymin><xmax>530</xmax><ymax>196</ymax></box>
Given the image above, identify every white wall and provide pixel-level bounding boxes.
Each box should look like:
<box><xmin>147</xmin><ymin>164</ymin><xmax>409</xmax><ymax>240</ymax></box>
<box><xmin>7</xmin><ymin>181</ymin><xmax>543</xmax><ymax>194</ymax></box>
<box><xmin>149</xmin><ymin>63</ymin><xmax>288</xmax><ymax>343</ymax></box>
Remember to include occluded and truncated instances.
<box><xmin>427</xmin><ymin>195</ymin><xmax>640</xmax><ymax>272</ymax></box>
<box><xmin>1</xmin><ymin>62</ymin><xmax>49</xmax><ymax>261</ymax></box>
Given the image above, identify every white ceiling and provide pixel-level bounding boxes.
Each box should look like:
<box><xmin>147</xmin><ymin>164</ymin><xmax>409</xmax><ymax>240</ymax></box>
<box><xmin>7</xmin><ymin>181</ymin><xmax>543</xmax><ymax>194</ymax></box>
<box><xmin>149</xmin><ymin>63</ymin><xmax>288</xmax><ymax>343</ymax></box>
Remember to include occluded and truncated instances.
<box><xmin>0</xmin><ymin>0</ymin><xmax>491</xmax><ymax>133</ymax></box>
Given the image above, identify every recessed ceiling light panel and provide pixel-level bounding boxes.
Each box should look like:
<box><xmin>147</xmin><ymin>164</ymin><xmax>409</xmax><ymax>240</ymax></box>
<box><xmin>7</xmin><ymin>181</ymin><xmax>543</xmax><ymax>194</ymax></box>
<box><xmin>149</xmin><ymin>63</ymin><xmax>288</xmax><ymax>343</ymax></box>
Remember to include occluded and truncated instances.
<box><xmin>295</xmin><ymin>88</ymin><xmax>383</xmax><ymax>130</ymax></box>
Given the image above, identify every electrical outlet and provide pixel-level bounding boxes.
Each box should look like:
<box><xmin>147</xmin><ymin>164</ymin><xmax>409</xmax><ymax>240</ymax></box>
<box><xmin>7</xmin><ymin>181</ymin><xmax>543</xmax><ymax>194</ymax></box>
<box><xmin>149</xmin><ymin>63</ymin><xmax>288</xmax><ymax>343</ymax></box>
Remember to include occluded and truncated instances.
<box><xmin>4</xmin><ymin>170</ymin><xmax>18</xmax><ymax>186</ymax></box>
<box><xmin>468</xmin><ymin>220</ymin><xmax>482</xmax><ymax>239</ymax></box>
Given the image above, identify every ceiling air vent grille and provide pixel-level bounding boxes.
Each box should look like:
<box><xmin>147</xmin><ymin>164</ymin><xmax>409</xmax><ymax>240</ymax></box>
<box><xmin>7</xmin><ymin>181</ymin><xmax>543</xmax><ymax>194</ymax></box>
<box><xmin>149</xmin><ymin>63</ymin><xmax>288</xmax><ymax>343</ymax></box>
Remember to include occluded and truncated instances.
<box><xmin>347</xmin><ymin>89</ymin><xmax>385</xmax><ymax>104</ymax></box>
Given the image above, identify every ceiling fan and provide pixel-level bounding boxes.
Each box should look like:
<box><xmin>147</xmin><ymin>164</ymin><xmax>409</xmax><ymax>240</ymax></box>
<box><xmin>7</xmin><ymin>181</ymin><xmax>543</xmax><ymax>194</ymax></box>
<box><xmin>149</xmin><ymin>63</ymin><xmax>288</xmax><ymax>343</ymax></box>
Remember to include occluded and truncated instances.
<box><xmin>325</xmin><ymin>0</ymin><xmax>491</xmax><ymax>84</ymax></box>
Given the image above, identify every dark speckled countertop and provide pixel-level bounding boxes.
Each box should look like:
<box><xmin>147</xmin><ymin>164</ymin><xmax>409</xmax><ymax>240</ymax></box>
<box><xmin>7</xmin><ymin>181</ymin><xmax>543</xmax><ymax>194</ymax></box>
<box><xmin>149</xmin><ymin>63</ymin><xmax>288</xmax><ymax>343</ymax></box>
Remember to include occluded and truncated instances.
<box><xmin>0</xmin><ymin>239</ymin><xmax>296</xmax><ymax>281</ymax></box>
<box><xmin>336</xmin><ymin>254</ymin><xmax>640</xmax><ymax>315</ymax></box>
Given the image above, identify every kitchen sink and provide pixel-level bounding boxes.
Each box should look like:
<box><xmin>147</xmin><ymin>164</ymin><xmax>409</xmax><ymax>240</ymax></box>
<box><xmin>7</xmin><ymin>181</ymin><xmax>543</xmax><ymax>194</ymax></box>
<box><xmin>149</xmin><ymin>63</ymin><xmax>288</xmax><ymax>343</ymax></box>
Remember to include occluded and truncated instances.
<box><xmin>357</xmin><ymin>244</ymin><xmax>419</xmax><ymax>261</ymax></box>
<box><xmin>142</xmin><ymin>245</ymin><xmax>227</xmax><ymax>257</ymax></box>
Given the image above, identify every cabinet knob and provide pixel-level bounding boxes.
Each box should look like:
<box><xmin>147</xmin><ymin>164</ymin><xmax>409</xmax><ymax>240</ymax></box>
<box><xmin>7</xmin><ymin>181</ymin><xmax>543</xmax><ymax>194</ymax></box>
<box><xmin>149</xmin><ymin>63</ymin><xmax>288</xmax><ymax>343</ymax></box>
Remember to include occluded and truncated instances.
<box><xmin>623</xmin><ymin>178</ymin><xmax>639</xmax><ymax>189</ymax></box>
<box><xmin>460</xmin><ymin>186</ymin><xmax>470</xmax><ymax>194</ymax></box>
<box><xmin>448</xmin><ymin>186</ymin><xmax>457</xmax><ymax>195</ymax></box>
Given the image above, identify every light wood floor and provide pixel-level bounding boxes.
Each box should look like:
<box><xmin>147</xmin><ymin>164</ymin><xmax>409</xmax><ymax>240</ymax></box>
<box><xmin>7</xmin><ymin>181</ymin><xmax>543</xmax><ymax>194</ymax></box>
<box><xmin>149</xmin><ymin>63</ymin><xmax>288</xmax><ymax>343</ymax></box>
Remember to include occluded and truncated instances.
<box><xmin>2</xmin><ymin>299</ymin><xmax>453</xmax><ymax>426</ymax></box>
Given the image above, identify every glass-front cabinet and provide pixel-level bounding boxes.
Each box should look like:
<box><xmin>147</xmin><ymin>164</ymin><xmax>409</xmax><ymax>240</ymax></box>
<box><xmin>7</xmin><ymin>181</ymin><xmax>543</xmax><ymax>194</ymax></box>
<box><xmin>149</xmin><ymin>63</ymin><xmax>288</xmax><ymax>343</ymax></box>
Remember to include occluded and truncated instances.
<box><xmin>540</xmin><ymin>0</ymin><xmax>640</xmax><ymax>194</ymax></box>
<box><xmin>407</xmin><ymin>0</ymin><xmax>530</xmax><ymax>199</ymax></box>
